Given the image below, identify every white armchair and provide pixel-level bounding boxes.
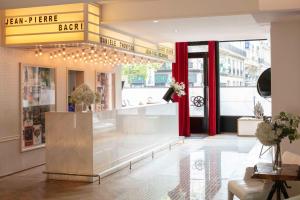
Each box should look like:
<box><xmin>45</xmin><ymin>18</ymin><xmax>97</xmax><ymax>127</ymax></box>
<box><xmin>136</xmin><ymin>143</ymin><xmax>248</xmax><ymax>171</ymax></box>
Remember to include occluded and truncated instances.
<box><xmin>287</xmin><ymin>195</ymin><xmax>300</xmax><ymax>200</ymax></box>
<box><xmin>228</xmin><ymin>167</ymin><xmax>272</xmax><ymax>200</ymax></box>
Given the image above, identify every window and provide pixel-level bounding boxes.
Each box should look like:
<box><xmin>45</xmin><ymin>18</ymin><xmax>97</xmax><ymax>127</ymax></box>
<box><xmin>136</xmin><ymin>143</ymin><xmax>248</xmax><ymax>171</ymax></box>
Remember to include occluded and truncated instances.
<box><xmin>188</xmin><ymin>58</ymin><xmax>205</xmax><ymax>116</ymax></box>
<box><xmin>121</xmin><ymin>62</ymin><xmax>172</xmax><ymax>107</ymax></box>
<box><xmin>188</xmin><ymin>45</ymin><xmax>208</xmax><ymax>53</ymax></box>
<box><xmin>219</xmin><ymin>40</ymin><xmax>271</xmax><ymax>116</ymax></box>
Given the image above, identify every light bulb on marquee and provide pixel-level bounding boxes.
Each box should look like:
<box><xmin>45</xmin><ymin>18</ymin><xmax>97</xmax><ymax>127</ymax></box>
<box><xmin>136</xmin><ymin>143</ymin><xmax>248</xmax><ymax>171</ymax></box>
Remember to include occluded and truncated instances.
<box><xmin>91</xmin><ymin>46</ymin><xmax>95</xmax><ymax>54</ymax></box>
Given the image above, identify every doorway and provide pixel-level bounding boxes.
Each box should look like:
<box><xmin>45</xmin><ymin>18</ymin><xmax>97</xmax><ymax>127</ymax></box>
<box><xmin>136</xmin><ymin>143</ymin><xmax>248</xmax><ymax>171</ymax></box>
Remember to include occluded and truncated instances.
<box><xmin>188</xmin><ymin>42</ymin><xmax>209</xmax><ymax>133</ymax></box>
<box><xmin>67</xmin><ymin>69</ymin><xmax>84</xmax><ymax>111</ymax></box>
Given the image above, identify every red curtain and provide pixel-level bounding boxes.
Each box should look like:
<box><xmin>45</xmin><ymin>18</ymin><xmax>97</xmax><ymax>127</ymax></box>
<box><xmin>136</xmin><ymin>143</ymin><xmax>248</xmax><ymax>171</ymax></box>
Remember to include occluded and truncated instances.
<box><xmin>172</xmin><ymin>42</ymin><xmax>190</xmax><ymax>137</ymax></box>
<box><xmin>208</xmin><ymin>41</ymin><xmax>217</xmax><ymax>136</ymax></box>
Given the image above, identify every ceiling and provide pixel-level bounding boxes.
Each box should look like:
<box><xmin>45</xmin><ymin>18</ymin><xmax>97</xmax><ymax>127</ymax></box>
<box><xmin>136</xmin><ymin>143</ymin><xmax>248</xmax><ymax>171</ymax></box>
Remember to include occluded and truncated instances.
<box><xmin>102</xmin><ymin>14</ymin><xmax>270</xmax><ymax>43</ymax></box>
<box><xmin>0</xmin><ymin>0</ymin><xmax>150</xmax><ymax>9</ymax></box>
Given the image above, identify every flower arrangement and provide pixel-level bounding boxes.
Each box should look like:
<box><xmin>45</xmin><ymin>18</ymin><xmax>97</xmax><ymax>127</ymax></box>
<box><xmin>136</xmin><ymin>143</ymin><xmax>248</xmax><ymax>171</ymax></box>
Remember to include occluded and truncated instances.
<box><xmin>256</xmin><ymin>112</ymin><xmax>300</xmax><ymax>145</ymax></box>
<box><xmin>170</xmin><ymin>78</ymin><xmax>186</xmax><ymax>97</ymax></box>
<box><xmin>254</xmin><ymin>101</ymin><xmax>264</xmax><ymax>119</ymax></box>
<box><xmin>71</xmin><ymin>84</ymin><xmax>95</xmax><ymax>110</ymax></box>
<box><xmin>163</xmin><ymin>78</ymin><xmax>186</xmax><ymax>102</ymax></box>
<box><xmin>256</xmin><ymin>111</ymin><xmax>300</xmax><ymax>170</ymax></box>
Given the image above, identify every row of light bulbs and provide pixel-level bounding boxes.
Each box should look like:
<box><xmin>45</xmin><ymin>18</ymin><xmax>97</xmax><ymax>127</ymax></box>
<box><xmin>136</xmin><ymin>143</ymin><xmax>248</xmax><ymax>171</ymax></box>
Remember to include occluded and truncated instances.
<box><xmin>34</xmin><ymin>45</ymin><xmax>163</xmax><ymax>66</ymax></box>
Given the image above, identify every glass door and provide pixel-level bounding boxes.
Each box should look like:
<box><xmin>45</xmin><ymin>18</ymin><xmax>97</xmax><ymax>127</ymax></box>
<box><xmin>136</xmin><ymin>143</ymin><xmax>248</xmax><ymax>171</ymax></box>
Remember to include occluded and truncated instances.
<box><xmin>188</xmin><ymin>44</ymin><xmax>209</xmax><ymax>133</ymax></box>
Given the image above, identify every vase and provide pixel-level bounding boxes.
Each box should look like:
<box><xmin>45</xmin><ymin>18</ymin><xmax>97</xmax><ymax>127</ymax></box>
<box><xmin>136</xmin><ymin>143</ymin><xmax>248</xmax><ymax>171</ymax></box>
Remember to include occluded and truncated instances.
<box><xmin>75</xmin><ymin>104</ymin><xmax>83</xmax><ymax>112</ymax></box>
<box><xmin>163</xmin><ymin>87</ymin><xmax>175</xmax><ymax>102</ymax></box>
<box><xmin>87</xmin><ymin>105</ymin><xmax>92</xmax><ymax>112</ymax></box>
<box><xmin>273</xmin><ymin>142</ymin><xmax>282</xmax><ymax>171</ymax></box>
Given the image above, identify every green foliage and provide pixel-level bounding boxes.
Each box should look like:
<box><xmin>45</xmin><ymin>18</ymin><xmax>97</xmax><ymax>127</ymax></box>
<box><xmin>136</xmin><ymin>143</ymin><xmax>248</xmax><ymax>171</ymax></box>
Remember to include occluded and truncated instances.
<box><xmin>70</xmin><ymin>83</ymin><xmax>95</xmax><ymax>106</ymax></box>
<box><xmin>122</xmin><ymin>63</ymin><xmax>161</xmax><ymax>84</ymax></box>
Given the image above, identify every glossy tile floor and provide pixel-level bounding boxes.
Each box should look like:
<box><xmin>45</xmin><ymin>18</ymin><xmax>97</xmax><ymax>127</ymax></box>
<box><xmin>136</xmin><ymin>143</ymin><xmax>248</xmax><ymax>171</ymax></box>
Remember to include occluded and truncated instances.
<box><xmin>0</xmin><ymin>134</ymin><xmax>258</xmax><ymax>200</ymax></box>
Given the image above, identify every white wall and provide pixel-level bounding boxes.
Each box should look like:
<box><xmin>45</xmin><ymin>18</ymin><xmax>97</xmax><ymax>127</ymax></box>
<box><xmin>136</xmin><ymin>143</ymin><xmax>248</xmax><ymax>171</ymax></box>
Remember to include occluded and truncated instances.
<box><xmin>259</xmin><ymin>0</ymin><xmax>300</xmax><ymax>11</ymax></box>
<box><xmin>271</xmin><ymin>18</ymin><xmax>300</xmax><ymax>170</ymax></box>
<box><xmin>0</xmin><ymin>47</ymin><xmax>114</xmax><ymax>177</ymax></box>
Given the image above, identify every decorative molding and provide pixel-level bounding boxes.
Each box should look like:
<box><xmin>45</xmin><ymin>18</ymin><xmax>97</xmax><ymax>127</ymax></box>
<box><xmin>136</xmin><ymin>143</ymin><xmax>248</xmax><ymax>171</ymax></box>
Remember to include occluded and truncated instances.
<box><xmin>0</xmin><ymin>135</ymin><xmax>20</xmax><ymax>143</ymax></box>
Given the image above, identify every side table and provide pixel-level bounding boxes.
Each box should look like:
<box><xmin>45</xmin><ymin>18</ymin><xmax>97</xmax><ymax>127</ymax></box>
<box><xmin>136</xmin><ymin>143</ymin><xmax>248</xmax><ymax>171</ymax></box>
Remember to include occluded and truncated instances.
<box><xmin>252</xmin><ymin>163</ymin><xmax>300</xmax><ymax>200</ymax></box>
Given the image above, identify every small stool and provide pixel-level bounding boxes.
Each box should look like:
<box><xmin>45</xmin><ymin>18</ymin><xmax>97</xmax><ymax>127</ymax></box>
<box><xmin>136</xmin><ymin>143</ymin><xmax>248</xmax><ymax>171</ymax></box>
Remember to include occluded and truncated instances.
<box><xmin>228</xmin><ymin>167</ymin><xmax>271</xmax><ymax>200</ymax></box>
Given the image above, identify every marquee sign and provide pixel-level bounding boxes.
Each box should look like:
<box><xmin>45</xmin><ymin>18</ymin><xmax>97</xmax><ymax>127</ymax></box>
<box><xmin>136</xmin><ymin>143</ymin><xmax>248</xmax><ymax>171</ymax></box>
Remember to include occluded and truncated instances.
<box><xmin>4</xmin><ymin>3</ymin><xmax>174</xmax><ymax>61</ymax></box>
<box><xmin>98</xmin><ymin>27</ymin><xmax>175</xmax><ymax>60</ymax></box>
<box><xmin>4</xmin><ymin>3</ymin><xmax>99</xmax><ymax>45</ymax></box>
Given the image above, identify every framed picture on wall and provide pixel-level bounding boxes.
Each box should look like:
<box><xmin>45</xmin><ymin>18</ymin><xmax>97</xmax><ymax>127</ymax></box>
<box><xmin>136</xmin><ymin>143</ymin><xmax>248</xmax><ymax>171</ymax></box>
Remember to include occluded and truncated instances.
<box><xmin>95</xmin><ymin>71</ymin><xmax>115</xmax><ymax>111</ymax></box>
<box><xmin>20</xmin><ymin>63</ymin><xmax>56</xmax><ymax>152</ymax></box>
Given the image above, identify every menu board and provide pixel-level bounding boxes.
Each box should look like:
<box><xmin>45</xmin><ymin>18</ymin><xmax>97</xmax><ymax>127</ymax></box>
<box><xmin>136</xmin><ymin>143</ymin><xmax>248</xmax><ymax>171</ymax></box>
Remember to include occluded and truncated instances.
<box><xmin>20</xmin><ymin>64</ymin><xmax>56</xmax><ymax>151</ymax></box>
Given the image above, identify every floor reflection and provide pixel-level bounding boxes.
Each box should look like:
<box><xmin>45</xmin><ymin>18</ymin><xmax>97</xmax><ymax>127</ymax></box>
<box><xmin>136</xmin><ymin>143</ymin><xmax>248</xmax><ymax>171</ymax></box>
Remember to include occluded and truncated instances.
<box><xmin>168</xmin><ymin>156</ymin><xmax>190</xmax><ymax>199</ymax></box>
<box><xmin>167</xmin><ymin>140</ymin><xmax>254</xmax><ymax>200</ymax></box>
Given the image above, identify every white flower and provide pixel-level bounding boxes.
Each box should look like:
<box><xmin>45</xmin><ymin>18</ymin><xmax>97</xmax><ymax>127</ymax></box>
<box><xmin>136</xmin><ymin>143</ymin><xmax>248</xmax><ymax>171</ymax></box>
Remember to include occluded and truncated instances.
<box><xmin>256</xmin><ymin>112</ymin><xmax>300</xmax><ymax>145</ymax></box>
<box><xmin>256</xmin><ymin>122</ymin><xmax>278</xmax><ymax>146</ymax></box>
<box><xmin>71</xmin><ymin>83</ymin><xmax>95</xmax><ymax>106</ymax></box>
<box><xmin>169</xmin><ymin>77</ymin><xmax>186</xmax><ymax>97</ymax></box>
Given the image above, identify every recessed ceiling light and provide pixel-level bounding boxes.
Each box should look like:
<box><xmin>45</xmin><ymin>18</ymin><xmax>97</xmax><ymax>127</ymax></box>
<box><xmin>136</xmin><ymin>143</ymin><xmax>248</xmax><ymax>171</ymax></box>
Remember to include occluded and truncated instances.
<box><xmin>153</xmin><ymin>20</ymin><xmax>159</xmax><ymax>23</ymax></box>
<box><xmin>174</xmin><ymin>29</ymin><xmax>178</xmax><ymax>33</ymax></box>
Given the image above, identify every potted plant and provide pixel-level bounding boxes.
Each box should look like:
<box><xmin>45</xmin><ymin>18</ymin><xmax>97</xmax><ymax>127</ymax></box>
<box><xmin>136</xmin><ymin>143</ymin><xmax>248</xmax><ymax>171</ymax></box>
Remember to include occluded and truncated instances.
<box><xmin>254</xmin><ymin>101</ymin><xmax>264</xmax><ymax>119</ymax></box>
<box><xmin>255</xmin><ymin>112</ymin><xmax>300</xmax><ymax>170</ymax></box>
<box><xmin>163</xmin><ymin>78</ymin><xmax>186</xmax><ymax>102</ymax></box>
<box><xmin>71</xmin><ymin>84</ymin><xmax>95</xmax><ymax>112</ymax></box>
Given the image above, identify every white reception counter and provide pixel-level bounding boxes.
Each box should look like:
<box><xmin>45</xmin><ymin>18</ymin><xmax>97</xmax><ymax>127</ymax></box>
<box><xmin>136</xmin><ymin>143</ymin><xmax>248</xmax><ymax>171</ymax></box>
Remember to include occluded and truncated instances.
<box><xmin>45</xmin><ymin>103</ymin><xmax>179</xmax><ymax>182</ymax></box>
